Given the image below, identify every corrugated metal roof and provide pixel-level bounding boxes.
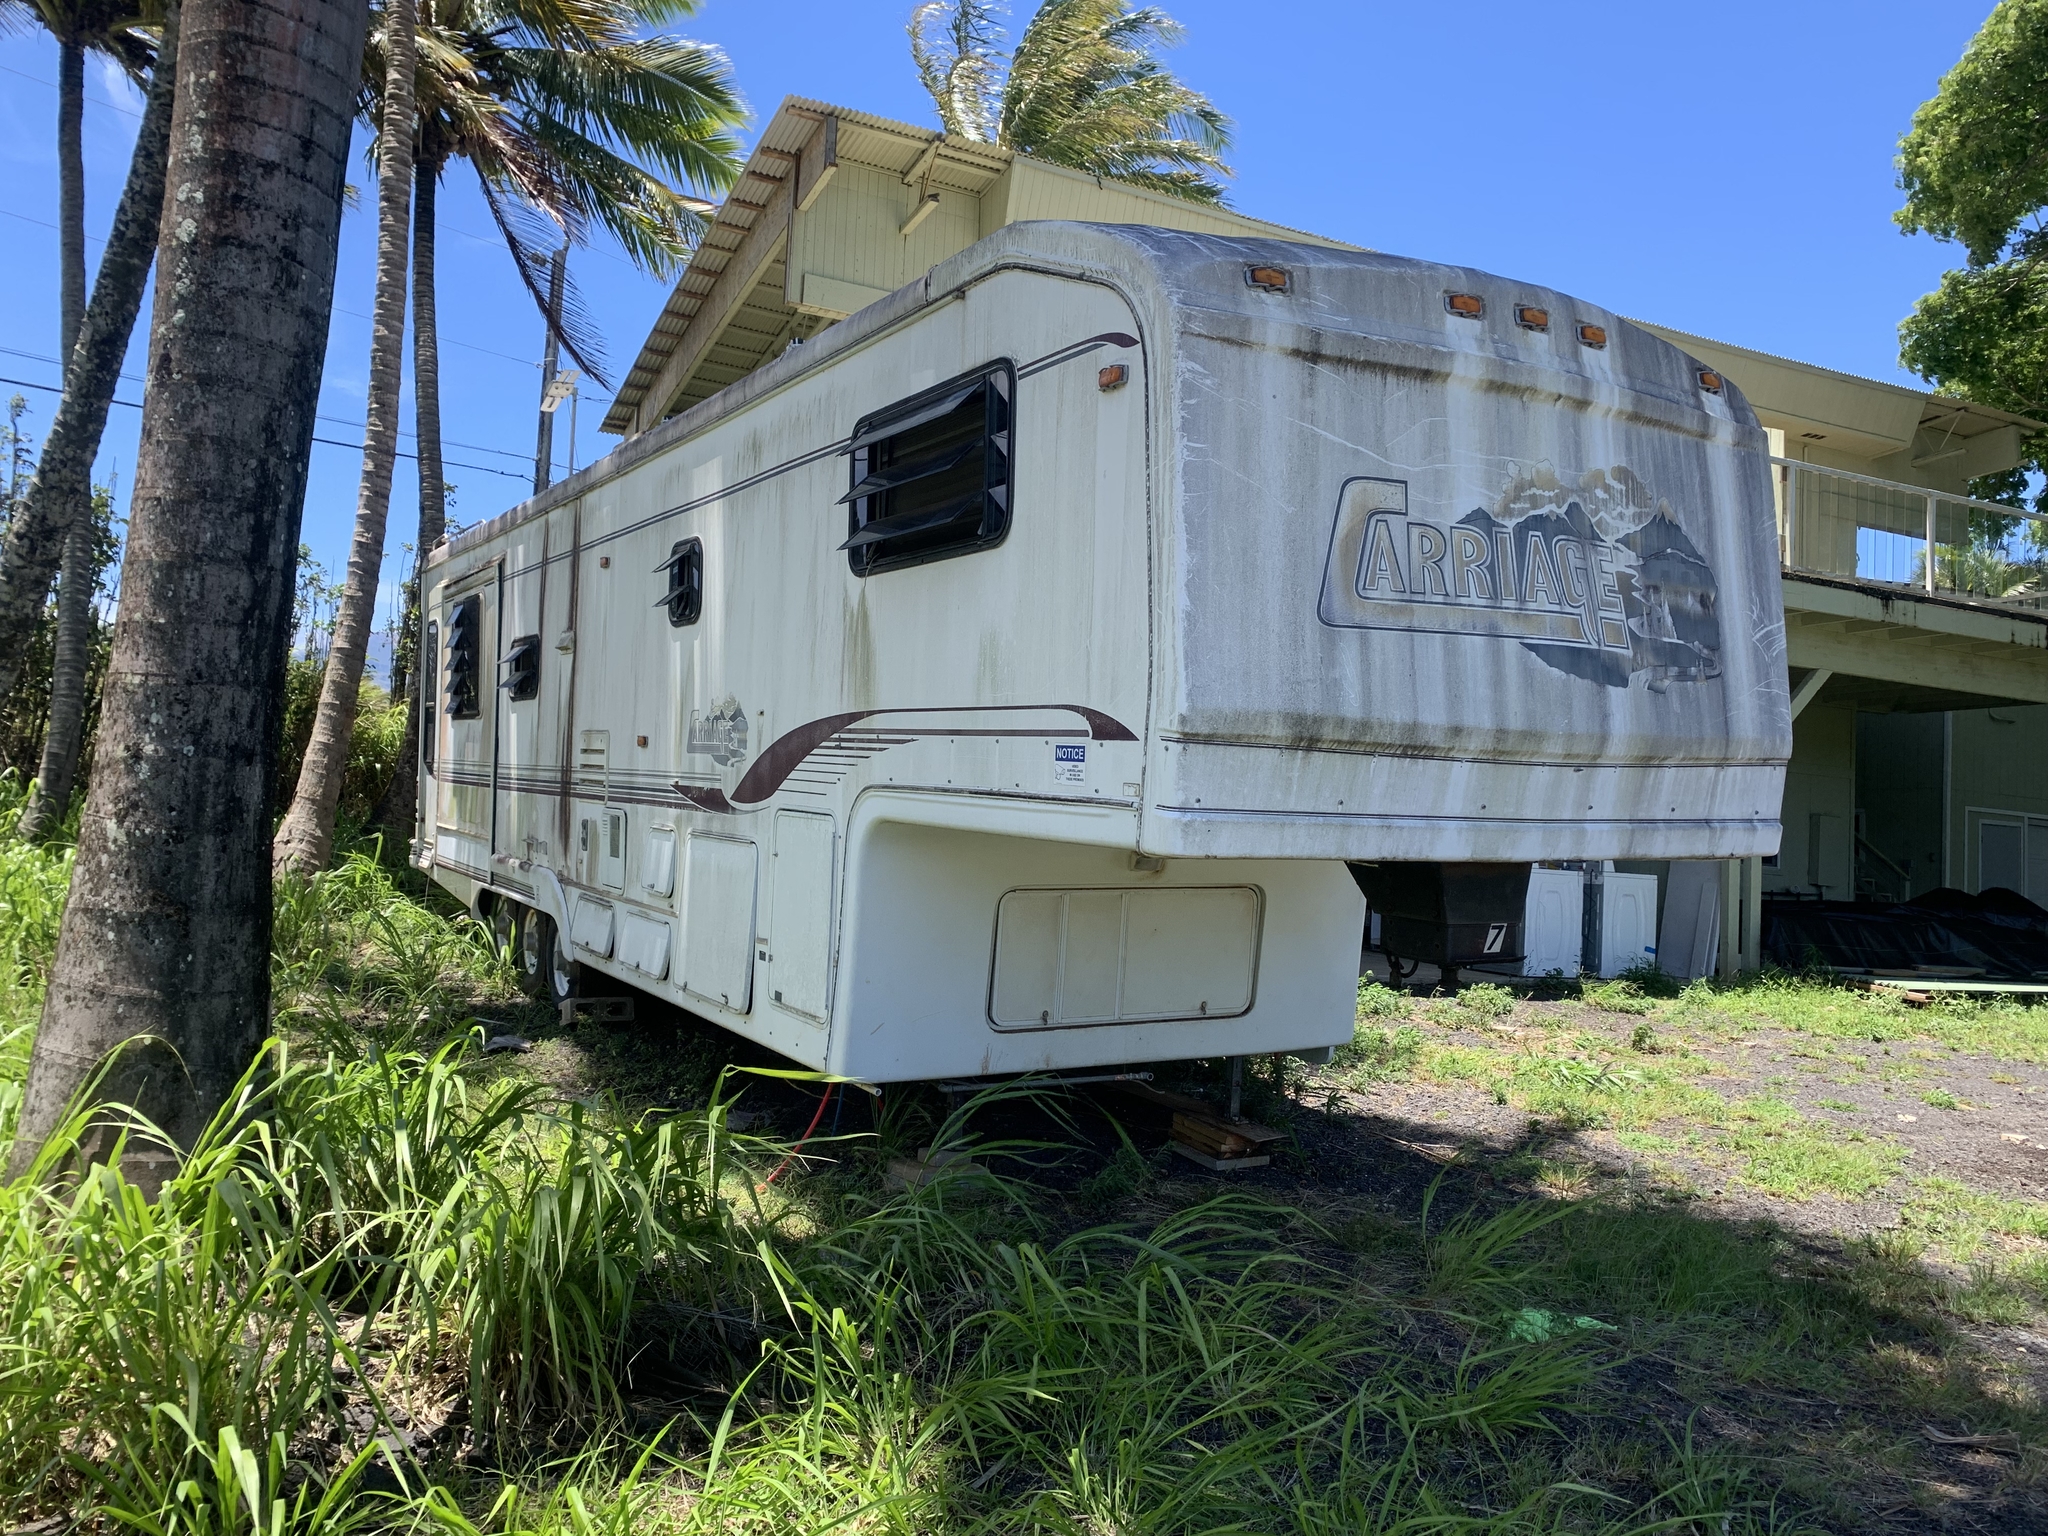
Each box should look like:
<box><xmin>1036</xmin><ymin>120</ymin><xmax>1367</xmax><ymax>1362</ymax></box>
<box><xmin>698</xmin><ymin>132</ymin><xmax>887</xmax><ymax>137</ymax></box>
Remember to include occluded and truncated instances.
<box><xmin>1637</xmin><ymin>319</ymin><xmax>2047</xmax><ymax>440</ymax></box>
<box><xmin>602</xmin><ymin>94</ymin><xmax>1351</xmax><ymax>435</ymax></box>
<box><xmin>602</xmin><ymin>97</ymin><xmax>1014</xmax><ymax>434</ymax></box>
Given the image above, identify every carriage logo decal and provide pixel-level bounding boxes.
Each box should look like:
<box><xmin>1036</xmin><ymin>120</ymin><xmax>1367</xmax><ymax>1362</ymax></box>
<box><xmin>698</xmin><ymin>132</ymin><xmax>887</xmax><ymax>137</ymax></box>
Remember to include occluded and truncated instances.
<box><xmin>686</xmin><ymin>695</ymin><xmax>751</xmax><ymax>766</ymax></box>
<box><xmin>1317</xmin><ymin>465</ymin><xmax>1722</xmax><ymax>691</ymax></box>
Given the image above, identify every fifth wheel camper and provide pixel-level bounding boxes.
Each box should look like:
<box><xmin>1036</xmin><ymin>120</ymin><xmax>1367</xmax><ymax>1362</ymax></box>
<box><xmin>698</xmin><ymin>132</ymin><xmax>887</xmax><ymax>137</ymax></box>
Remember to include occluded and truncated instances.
<box><xmin>412</xmin><ymin>221</ymin><xmax>1792</xmax><ymax>1084</ymax></box>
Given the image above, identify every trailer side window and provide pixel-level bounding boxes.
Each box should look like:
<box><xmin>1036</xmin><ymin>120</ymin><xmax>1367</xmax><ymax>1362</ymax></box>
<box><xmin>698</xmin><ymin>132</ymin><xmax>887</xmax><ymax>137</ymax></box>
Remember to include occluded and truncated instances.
<box><xmin>660</xmin><ymin>538</ymin><xmax>703</xmax><ymax>626</ymax></box>
<box><xmin>841</xmin><ymin>360</ymin><xmax>1013</xmax><ymax>576</ymax></box>
<box><xmin>446</xmin><ymin>596</ymin><xmax>482</xmax><ymax>720</ymax></box>
<box><xmin>504</xmin><ymin>633</ymin><xmax>541</xmax><ymax>701</ymax></box>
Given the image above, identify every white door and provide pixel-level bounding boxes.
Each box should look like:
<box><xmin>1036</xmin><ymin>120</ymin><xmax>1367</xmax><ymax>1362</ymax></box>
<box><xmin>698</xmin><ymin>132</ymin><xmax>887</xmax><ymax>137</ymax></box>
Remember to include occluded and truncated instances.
<box><xmin>1521</xmin><ymin>867</ymin><xmax>1583</xmax><ymax>977</ymax></box>
<box><xmin>1981</xmin><ymin>818</ymin><xmax>2025</xmax><ymax>896</ymax></box>
<box><xmin>434</xmin><ymin>582</ymin><xmax>496</xmax><ymax>876</ymax></box>
<box><xmin>1598</xmin><ymin>873</ymin><xmax>1659</xmax><ymax>978</ymax></box>
<box><xmin>767</xmin><ymin>811</ymin><xmax>835</xmax><ymax>1024</ymax></box>
<box><xmin>680</xmin><ymin>832</ymin><xmax>756</xmax><ymax>1013</ymax></box>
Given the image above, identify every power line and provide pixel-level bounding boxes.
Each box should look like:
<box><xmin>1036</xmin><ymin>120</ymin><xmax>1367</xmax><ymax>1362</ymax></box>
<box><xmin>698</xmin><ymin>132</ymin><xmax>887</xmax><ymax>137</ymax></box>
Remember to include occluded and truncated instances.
<box><xmin>0</xmin><ymin>373</ymin><xmax>533</xmax><ymax>482</ymax></box>
<box><xmin>0</xmin><ymin>62</ymin><xmax>146</xmax><ymax>120</ymax></box>
<box><xmin>0</xmin><ymin>344</ymin><xmax>539</xmax><ymax>462</ymax></box>
<box><xmin>2</xmin><ymin>206</ymin><xmax>555</xmax><ymax>373</ymax></box>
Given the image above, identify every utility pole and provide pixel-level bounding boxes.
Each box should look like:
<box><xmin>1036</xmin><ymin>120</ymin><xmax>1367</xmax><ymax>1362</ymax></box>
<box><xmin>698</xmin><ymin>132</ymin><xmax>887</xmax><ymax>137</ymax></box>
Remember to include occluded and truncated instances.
<box><xmin>533</xmin><ymin>242</ymin><xmax>567</xmax><ymax>495</ymax></box>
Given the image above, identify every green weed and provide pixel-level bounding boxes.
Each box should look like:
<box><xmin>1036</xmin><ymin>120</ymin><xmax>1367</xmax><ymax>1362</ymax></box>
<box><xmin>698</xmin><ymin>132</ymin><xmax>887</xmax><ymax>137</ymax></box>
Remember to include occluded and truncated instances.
<box><xmin>1355</xmin><ymin>979</ymin><xmax>1411</xmax><ymax>1019</ymax></box>
<box><xmin>1459</xmin><ymin>982</ymin><xmax>1517</xmax><ymax>1020</ymax></box>
<box><xmin>1332</xmin><ymin>1021</ymin><xmax>1423</xmax><ymax>1083</ymax></box>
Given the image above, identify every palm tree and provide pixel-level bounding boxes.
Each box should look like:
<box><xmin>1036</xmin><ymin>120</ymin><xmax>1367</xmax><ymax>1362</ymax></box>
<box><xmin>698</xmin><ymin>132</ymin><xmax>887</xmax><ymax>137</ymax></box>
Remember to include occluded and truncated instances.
<box><xmin>272</xmin><ymin>0</ymin><xmax>418</xmax><ymax>877</ymax></box>
<box><xmin>364</xmin><ymin>0</ymin><xmax>747</xmax><ymax>841</ymax></box>
<box><xmin>910</xmin><ymin>0</ymin><xmax>1231</xmax><ymax>203</ymax></box>
<box><xmin>0</xmin><ymin>0</ymin><xmax>166</xmax><ymax>837</ymax></box>
<box><xmin>11</xmin><ymin>0</ymin><xmax>366</xmax><ymax>1180</ymax></box>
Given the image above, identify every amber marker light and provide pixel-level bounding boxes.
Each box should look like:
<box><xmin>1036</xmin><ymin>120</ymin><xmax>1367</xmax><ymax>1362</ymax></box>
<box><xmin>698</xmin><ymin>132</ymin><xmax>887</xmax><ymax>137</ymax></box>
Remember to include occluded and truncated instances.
<box><xmin>1698</xmin><ymin>369</ymin><xmax>1724</xmax><ymax>394</ymax></box>
<box><xmin>1098</xmin><ymin>364</ymin><xmax>1129</xmax><ymax>392</ymax></box>
<box><xmin>1577</xmin><ymin>323</ymin><xmax>1608</xmax><ymax>348</ymax></box>
<box><xmin>1244</xmin><ymin>265</ymin><xmax>1291</xmax><ymax>292</ymax></box>
<box><xmin>1514</xmin><ymin>304</ymin><xmax>1549</xmax><ymax>331</ymax></box>
<box><xmin>1445</xmin><ymin>292</ymin><xmax>1485</xmax><ymax>318</ymax></box>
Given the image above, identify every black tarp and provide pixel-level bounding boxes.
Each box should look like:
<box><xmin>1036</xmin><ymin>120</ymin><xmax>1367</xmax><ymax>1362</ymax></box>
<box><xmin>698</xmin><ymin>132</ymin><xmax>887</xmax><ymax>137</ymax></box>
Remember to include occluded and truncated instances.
<box><xmin>1762</xmin><ymin>887</ymin><xmax>2048</xmax><ymax>979</ymax></box>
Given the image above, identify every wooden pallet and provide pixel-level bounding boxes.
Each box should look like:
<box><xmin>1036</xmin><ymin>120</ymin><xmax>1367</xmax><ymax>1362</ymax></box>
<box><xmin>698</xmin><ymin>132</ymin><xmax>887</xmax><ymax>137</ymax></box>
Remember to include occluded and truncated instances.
<box><xmin>1106</xmin><ymin>1077</ymin><xmax>1288</xmax><ymax>1172</ymax></box>
<box><xmin>1167</xmin><ymin>1111</ymin><xmax>1286</xmax><ymax>1172</ymax></box>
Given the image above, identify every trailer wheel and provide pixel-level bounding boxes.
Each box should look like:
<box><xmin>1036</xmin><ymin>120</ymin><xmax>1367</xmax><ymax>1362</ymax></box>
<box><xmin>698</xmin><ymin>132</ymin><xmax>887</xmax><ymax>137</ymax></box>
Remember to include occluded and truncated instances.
<box><xmin>515</xmin><ymin>907</ymin><xmax>579</xmax><ymax>1004</ymax></box>
<box><xmin>487</xmin><ymin>898</ymin><xmax>516</xmax><ymax>961</ymax></box>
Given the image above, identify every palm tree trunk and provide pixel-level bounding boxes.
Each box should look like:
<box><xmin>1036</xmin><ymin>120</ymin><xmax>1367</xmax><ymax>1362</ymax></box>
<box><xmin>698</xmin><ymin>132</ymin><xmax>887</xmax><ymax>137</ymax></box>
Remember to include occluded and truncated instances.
<box><xmin>272</xmin><ymin>0</ymin><xmax>417</xmax><ymax>877</ymax></box>
<box><xmin>373</xmin><ymin>157</ymin><xmax>445</xmax><ymax>844</ymax></box>
<box><xmin>57</xmin><ymin>39</ymin><xmax>85</xmax><ymax>355</ymax></box>
<box><xmin>0</xmin><ymin>7</ymin><xmax>180</xmax><ymax>702</ymax></box>
<box><xmin>16</xmin><ymin>36</ymin><xmax>101</xmax><ymax>842</ymax></box>
<box><xmin>17</xmin><ymin>522</ymin><xmax>95</xmax><ymax>840</ymax></box>
<box><xmin>10</xmin><ymin>0</ymin><xmax>366</xmax><ymax>1183</ymax></box>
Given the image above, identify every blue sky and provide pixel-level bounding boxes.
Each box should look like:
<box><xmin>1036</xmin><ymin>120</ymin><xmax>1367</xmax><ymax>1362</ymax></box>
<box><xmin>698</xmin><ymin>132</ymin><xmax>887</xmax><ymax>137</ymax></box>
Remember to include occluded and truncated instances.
<box><xmin>0</xmin><ymin>0</ymin><xmax>2001</xmax><ymax>656</ymax></box>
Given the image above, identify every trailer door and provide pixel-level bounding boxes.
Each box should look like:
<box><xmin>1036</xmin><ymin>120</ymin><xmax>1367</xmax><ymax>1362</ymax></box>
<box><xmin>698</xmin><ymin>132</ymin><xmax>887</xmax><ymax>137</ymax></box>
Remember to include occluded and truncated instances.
<box><xmin>434</xmin><ymin>578</ymin><xmax>498</xmax><ymax>879</ymax></box>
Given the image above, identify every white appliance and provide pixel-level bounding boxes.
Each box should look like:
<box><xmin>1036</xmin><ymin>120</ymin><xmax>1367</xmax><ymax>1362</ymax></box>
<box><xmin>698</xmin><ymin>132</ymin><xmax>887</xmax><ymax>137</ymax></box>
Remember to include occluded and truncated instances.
<box><xmin>1597</xmin><ymin>872</ymin><xmax>1660</xmax><ymax>978</ymax></box>
<box><xmin>1522</xmin><ymin>866</ymin><xmax>1584</xmax><ymax>977</ymax></box>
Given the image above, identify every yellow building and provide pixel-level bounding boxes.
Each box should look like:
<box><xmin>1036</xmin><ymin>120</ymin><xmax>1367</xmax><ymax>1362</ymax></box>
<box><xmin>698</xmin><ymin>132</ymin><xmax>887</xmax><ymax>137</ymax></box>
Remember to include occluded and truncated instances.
<box><xmin>602</xmin><ymin>97</ymin><xmax>2048</xmax><ymax>971</ymax></box>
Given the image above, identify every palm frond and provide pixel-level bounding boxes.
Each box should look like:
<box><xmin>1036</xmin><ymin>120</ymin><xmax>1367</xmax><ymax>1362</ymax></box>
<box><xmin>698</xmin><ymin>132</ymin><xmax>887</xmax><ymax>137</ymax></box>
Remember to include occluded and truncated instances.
<box><xmin>393</xmin><ymin>0</ymin><xmax>746</xmax><ymax>274</ymax></box>
<box><xmin>479</xmin><ymin>180</ymin><xmax>612</xmax><ymax>390</ymax></box>
<box><xmin>1000</xmin><ymin>0</ymin><xmax>1231</xmax><ymax>202</ymax></box>
<box><xmin>520</xmin><ymin>111</ymin><xmax>707</xmax><ymax>277</ymax></box>
<box><xmin>512</xmin><ymin>36</ymin><xmax>747</xmax><ymax>193</ymax></box>
<box><xmin>909</xmin><ymin>0</ymin><xmax>1004</xmax><ymax>142</ymax></box>
<box><xmin>8</xmin><ymin>0</ymin><xmax>158</xmax><ymax>74</ymax></box>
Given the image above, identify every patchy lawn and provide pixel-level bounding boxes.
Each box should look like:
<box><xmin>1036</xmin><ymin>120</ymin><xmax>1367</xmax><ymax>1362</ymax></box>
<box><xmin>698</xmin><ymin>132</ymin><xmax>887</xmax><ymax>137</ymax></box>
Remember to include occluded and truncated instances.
<box><xmin>3</xmin><ymin>787</ymin><xmax>2046</xmax><ymax>1534</ymax></box>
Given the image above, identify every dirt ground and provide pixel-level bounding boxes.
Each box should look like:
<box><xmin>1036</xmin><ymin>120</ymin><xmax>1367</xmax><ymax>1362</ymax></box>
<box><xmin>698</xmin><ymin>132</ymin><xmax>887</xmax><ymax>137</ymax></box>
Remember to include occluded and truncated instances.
<box><xmin>516</xmin><ymin>972</ymin><xmax>2048</xmax><ymax>1534</ymax></box>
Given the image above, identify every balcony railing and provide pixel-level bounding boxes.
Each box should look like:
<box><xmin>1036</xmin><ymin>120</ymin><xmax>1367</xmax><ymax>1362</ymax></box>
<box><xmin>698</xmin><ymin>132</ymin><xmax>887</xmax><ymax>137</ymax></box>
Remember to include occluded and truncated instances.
<box><xmin>1773</xmin><ymin>457</ymin><xmax>2048</xmax><ymax>610</ymax></box>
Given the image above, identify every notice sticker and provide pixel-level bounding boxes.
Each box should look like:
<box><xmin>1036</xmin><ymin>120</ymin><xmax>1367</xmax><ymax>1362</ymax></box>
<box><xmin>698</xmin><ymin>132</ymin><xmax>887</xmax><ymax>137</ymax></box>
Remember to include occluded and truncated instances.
<box><xmin>1052</xmin><ymin>743</ymin><xmax>1087</xmax><ymax>783</ymax></box>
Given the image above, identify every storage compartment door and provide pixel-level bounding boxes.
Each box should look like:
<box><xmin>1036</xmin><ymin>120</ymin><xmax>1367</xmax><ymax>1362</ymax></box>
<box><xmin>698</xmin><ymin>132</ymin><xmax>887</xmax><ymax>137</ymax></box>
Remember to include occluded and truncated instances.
<box><xmin>990</xmin><ymin>886</ymin><xmax>1261</xmax><ymax>1029</ymax></box>
<box><xmin>617</xmin><ymin>911</ymin><xmax>673</xmax><ymax>980</ymax></box>
<box><xmin>570</xmin><ymin>896</ymin><xmax>614</xmax><ymax>958</ymax></box>
<box><xmin>680</xmin><ymin>832</ymin><xmax>756</xmax><ymax>1012</ymax></box>
<box><xmin>767</xmin><ymin>811</ymin><xmax>835</xmax><ymax>1024</ymax></box>
<box><xmin>1598</xmin><ymin>873</ymin><xmax>1659</xmax><ymax>977</ymax></box>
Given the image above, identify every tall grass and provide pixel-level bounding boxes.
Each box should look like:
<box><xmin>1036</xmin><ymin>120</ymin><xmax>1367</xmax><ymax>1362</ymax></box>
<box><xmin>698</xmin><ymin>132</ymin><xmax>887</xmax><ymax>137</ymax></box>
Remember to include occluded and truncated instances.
<box><xmin>0</xmin><ymin>801</ymin><xmax>1823</xmax><ymax>1533</ymax></box>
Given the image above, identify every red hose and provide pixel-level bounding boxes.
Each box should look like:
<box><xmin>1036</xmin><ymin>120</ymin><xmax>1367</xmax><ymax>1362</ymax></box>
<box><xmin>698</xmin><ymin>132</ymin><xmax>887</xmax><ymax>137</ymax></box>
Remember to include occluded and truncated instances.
<box><xmin>761</xmin><ymin>1084</ymin><xmax>835</xmax><ymax>1186</ymax></box>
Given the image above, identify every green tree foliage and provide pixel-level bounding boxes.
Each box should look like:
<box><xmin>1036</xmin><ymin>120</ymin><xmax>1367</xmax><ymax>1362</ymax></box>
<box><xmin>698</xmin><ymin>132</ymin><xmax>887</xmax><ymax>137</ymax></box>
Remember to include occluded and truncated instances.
<box><xmin>402</xmin><ymin>0</ymin><xmax>749</xmax><ymax>371</ymax></box>
<box><xmin>1897</xmin><ymin>0</ymin><xmax>2048</xmax><ymax>510</ymax></box>
<box><xmin>910</xmin><ymin>0</ymin><xmax>1231</xmax><ymax>203</ymax></box>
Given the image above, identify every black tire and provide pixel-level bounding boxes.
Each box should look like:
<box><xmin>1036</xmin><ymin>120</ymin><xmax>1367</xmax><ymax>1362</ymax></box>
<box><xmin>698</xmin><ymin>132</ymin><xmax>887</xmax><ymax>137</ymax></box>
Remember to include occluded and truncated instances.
<box><xmin>515</xmin><ymin>907</ymin><xmax>579</xmax><ymax>1004</ymax></box>
<box><xmin>487</xmin><ymin>898</ymin><xmax>516</xmax><ymax>962</ymax></box>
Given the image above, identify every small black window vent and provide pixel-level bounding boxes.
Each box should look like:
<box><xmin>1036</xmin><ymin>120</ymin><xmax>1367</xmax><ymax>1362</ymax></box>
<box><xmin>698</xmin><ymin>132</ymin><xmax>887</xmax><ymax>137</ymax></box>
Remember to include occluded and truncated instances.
<box><xmin>504</xmin><ymin>633</ymin><xmax>541</xmax><ymax>701</ymax></box>
<box><xmin>445</xmin><ymin>596</ymin><xmax>481</xmax><ymax>720</ymax></box>
<box><xmin>841</xmin><ymin>361</ymin><xmax>1013</xmax><ymax>576</ymax></box>
<box><xmin>422</xmin><ymin>618</ymin><xmax>439</xmax><ymax>768</ymax></box>
<box><xmin>658</xmin><ymin>538</ymin><xmax>703</xmax><ymax>626</ymax></box>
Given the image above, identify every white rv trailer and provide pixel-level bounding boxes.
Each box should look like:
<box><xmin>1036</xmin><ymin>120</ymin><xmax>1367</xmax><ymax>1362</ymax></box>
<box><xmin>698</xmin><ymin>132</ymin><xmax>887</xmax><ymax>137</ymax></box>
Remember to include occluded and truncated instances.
<box><xmin>413</xmin><ymin>222</ymin><xmax>1792</xmax><ymax>1083</ymax></box>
